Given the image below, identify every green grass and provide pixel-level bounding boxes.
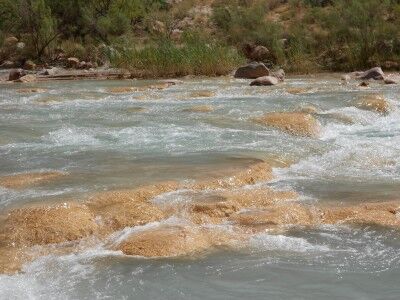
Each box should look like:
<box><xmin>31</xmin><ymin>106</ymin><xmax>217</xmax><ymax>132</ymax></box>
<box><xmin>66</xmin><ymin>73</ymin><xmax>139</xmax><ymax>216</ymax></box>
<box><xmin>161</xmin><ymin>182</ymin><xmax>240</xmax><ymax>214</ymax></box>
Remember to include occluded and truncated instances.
<box><xmin>112</xmin><ymin>39</ymin><xmax>245</xmax><ymax>78</ymax></box>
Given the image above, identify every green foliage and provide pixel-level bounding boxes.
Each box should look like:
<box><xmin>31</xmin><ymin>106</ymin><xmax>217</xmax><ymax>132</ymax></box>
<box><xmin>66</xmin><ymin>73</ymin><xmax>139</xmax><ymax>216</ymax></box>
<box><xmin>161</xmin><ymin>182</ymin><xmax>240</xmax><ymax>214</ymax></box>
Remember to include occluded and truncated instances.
<box><xmin>113</xmin><ymin>33</ymin><xmax>245</xmax><ymax>77</ymax></box>
<box><xmin>0</xmin><ymin>0</ymin><xmax>399</xmax><ymax>73</ymax></box>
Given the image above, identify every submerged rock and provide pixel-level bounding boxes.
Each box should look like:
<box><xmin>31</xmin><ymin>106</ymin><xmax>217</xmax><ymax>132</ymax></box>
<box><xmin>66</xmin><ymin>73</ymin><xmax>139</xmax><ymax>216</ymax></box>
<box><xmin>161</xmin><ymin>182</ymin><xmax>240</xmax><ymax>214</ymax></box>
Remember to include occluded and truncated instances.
<box><xmin>287</xmin><ymin>87</ymin><xmax>312</xmax><ymax>95</ymax></box>
<box><xmin>182</xmin><ymin>105</ymin><xmax>214</xmax><ymax>113</ymax></box>
<box><xmin>234</xmin><ymin>62</ymin><xmax>269</xmax><ymax>79</ymax></box>
<box><xmin>250</xmin><ymin>76</ymin><xmax>279</xmax><ymax>86</ymax></box>
<box><xmin>253</xmin><ymin>112</ymin><xmax>321</xmax><ymax>137</ymax></box>
<box><xmin>356</xmin><ymin>94</ymin><xmax>390</xmax><ymax>114</ymax></box>
<box><xmin>107</xmin><ymin>83</ymin><xmax>173</xmax><ymax>93</ymax></box>
<box><xmin>0</xmin><ymin>171</ymin><xmax>67</xmax><ymax>189</ymax></box>
<box><xmin>16</xmin><ymin>88</ymin><xmax>47</xmax><ymax>93</ymax></box>
<box><xmin>107</xmin><ymin>87</ymin><xmax>137</xmax><ymax>93</ymax></box>
<box><xmin>321</xmin><ymin>201</ymin><xmax>400</xmax><ymax>227</ymax></box>
<box><xmin>189</xmin><ymin>161</ymin><xmax>273</xmax><ymax>190</ymax></box>
<box><xmin>189</xmin><ymin>90</ymin><xmax>215</xmax><ymax>98</ymax></box>
<box><xmin>126</xmin><ymin>107</ymin><xmax>146</xmax><ymax>112</ymax></box>
<box><xmin>230</xmin><ymin>204</ymin><xmax>317</xmax><ymax>227</ymax></box>
<box><xmin>299</xmin><ymin>105</ymin><xmax>319</xmax><ymax>114</ymax></box>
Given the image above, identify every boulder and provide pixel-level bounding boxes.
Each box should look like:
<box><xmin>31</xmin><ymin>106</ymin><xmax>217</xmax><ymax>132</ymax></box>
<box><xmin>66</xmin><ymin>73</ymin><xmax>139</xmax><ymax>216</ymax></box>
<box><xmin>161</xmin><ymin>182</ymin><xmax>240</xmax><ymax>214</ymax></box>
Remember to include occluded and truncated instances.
<box><xmin>78</xmin><ymin>61</ymin><xmax>87</xmax><ymax>69</ymax></box>
<box><xmin>8</xmin><ymin>69</ymin><xmax>26</xmax><ymax>81</ymax></box>
<box><xmin>14</xmin><ymin>74</ymin><xmax>36</xmax><ymax>83</ymax></box>
<box><xmin>39</xmin><ymin>67</ymin><xmax>58</xmax><ymax>76</ymax></box>
<box><xmin>242</xmin><ymin>43</ymin><xmax>270</xmax><ymax>61</ymax></box>
<box><xmin>234</xmin><ymin>62</ymin><xmax>269</xmax><ymax>79</ymax></box>
<box><xmin>253</xmin><ymin>112</ymin><xmax>321</xmax><ymax>137</ymax></box>
<box><xmin>270</xmin><ymin>69</ymin><xmax>285</xmax><ymax>81</ymax></box>
<box><xmin>384</xmin><ymin>78</ymin><xmax>397</xmax><ymax>84</ymax></box>
<box><xmin>66</xmin><ymin>57</ymin><xmax>80</xmax><ymax>68</ymax></box>
<box><xmin>3</xmin><ymin>36</ymin><xmax>18</xmax><ymax>47</ymax></box>
<box><xmin>384</xmin><ymin>75</ymin><xmax>399</xmax><ymax>84</ymax></box>
<box><xmin>250</xmin><ymin>76</ymin><xmax>279</xmax><ymax>86</ymax></box>
<box><xmin>341</xmin><ymin>74</ymin><xmax>351</xmax><ymax>81</ymax></box>
<box><xmin>23</xmin><ymin>60</ymin><xmax>36</xmax><ymax>70</ymax></box>
<box><xmin>358</xmin><ymin>67</ymin><xmax>384</xmax><ymax>80</ymax></box>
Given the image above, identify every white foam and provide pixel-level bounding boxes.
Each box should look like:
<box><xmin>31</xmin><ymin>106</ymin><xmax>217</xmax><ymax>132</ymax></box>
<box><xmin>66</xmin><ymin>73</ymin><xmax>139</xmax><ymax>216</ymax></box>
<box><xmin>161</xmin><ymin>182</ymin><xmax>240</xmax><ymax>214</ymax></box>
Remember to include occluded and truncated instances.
<box><xmin>250</xmin><ymin>234</ymin><xmax>330</xmax><ymax>252</ymax></box>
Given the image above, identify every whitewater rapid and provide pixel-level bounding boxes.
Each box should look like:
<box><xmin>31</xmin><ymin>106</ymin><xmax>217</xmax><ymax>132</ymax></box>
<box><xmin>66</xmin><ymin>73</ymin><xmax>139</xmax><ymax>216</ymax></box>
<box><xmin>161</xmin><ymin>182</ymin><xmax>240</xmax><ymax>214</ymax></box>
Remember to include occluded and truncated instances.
<box><xmin>0</xmin><ymin>75</ymin><xmax>399</xmax><ymax>299</ymax></box>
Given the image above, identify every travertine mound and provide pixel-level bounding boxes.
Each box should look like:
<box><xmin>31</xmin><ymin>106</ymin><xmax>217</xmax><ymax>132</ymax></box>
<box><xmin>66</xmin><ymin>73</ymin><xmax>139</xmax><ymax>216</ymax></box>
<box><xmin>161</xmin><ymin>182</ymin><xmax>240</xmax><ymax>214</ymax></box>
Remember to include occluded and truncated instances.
<box><xmin>0</xmin><ymin>171</ymin><xmax>67</xmax><ymax>189</ymax></box>
<box><xmin>88</xmin><ymin>181</ymin><xmax>180</xmax><ymax>207</ymax></box>
<box><xmin>89</xmin><ymin>199</ymin><xmax>165</xmax><ymax>232</ymax></box>
<box><xmin>189</xmin><ymin>90</ymin><xmax>215</xmax><ymax>98</ymax></box>
<box><xmin>0</xmin><ymin>247</ymin><xmax>26</xmax><ymax>274</ymax></box>
<box><xmin>287</xmin><ymin>87</ymin><xmax>312</xmax><ymax>95</ymax></box>
<box><xmin>87</xmin><ymin>182</ymin><xmax>179</xmax><ymax>231</ymax></box>
<box><xmin>190</xmin><ymin>198</ymin><xmax>239</xmax><ymax>224</ymax></box>
<box><xmin>253</xmin><ymin>112</ymin><xmax>321</xmax><ymax>137</ymax></box>
<box><xmin>322</xmin><ymin>201</ymin><xmax>400</xmax><ymax>227</ymax></box>
<box><xmin>16</xmin><ymin>88</ymin><xmax>47</xmax><ymax>93</ymax></box>
<box><xmin>117</xmin><ymin>226</ymin><xmax>212</xmax><ymax>257</ymax></box>
<box><xmin>230</xmin><ymin>204</ymin><xmax>317</xmax><ymax>227</ymax></box>
<box><xmin>117</xmin><ymin>225</ymin><xmax>241</xmax><ymax>258</ymax></box>
<box><xmin>1</xmin><ymin>202</ymin><xmax>98</xmax><ymax>247</ymax></box>
<box><xmin>222</xmin><ymin>188</ymin><xmax>298</xmax><ymax>209</ymax></box>
<box><xmin>356</xmin><ymin>94</ymin><xmax>390</xmax><ymax>114</ymax></box>
<box><xmin>182</xmin><ymin>105</ymin><xmax>214</xmax><ymax>113</ymax></box>
<box><xmin>107</xmin><ymin>83</ymin><xmax>173</xmax><ymax>93</ymax></box>
<box><xmin>189</xmin><ymin>162</ymin><xmax>273</xmax><ymax>190</ymax></box>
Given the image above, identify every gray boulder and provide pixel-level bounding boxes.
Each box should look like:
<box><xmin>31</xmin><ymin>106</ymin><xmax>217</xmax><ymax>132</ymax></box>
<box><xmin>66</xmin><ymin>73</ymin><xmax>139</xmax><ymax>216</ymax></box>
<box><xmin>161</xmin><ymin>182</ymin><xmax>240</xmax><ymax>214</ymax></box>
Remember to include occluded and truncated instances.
<box><xmin>250</xmin><ymin>76</ymin><xmax>279</xmax><ymax>86</ymax></box>
<box><xmin>234</xmin><ymin>62</ymin><xmax>269</xmax><ymax>79</ymax></box>
<box><xmin>358</xmin><ymin>67</ymin><xmax>384</xmax><ymax>80</ymax></box>
<box><xmin>8</xmin><ymin>69</ymin><xmax>26</xmax><ymax>81</ymax></box>
<box><xmin>14</xmin><ymin>74</ymin><xmax>36</xmax><ymax>83</ymax></box>
<box><xmin>270</xmin><ymin>69</ymin><xmax>285</xmax><ymax>81</ymax></box>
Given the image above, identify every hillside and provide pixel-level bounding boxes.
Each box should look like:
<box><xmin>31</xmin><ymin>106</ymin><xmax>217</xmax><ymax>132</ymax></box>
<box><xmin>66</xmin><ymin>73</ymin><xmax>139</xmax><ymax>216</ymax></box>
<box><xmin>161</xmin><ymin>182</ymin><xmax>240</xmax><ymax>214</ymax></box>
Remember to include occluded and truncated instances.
<box><xmin>0</xmin><ymin>0</ymin><xmax>399</xmax><ymax>75</ymax></box>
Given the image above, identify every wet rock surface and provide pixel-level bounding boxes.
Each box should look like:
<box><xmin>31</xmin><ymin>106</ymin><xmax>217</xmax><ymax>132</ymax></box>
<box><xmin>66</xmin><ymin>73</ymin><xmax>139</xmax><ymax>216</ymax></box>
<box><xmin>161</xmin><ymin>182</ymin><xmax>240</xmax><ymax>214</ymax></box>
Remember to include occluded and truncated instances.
<box><xmin>0</xmin><ymin>171</ymin><xmax>67</xmax><ymax>189</ymax></box>
<box><xmin>356</xmin><ymin>94</ymin><xmax>390</xmax><ymax>114</ymax></box>
<box><xmin>253</xmin><ymin>112</ymin><xmax>321</xmax><ymax>137</ymax></box>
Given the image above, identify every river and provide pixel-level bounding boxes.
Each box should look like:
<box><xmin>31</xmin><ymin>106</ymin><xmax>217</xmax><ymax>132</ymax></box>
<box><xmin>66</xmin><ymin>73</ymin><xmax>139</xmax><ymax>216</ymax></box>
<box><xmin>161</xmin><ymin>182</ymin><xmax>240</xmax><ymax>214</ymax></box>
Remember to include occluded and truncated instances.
<box><xmin>0</xmin><ymin>75</ymin><xmax>399</xmax><ymax>299</ymax></box>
